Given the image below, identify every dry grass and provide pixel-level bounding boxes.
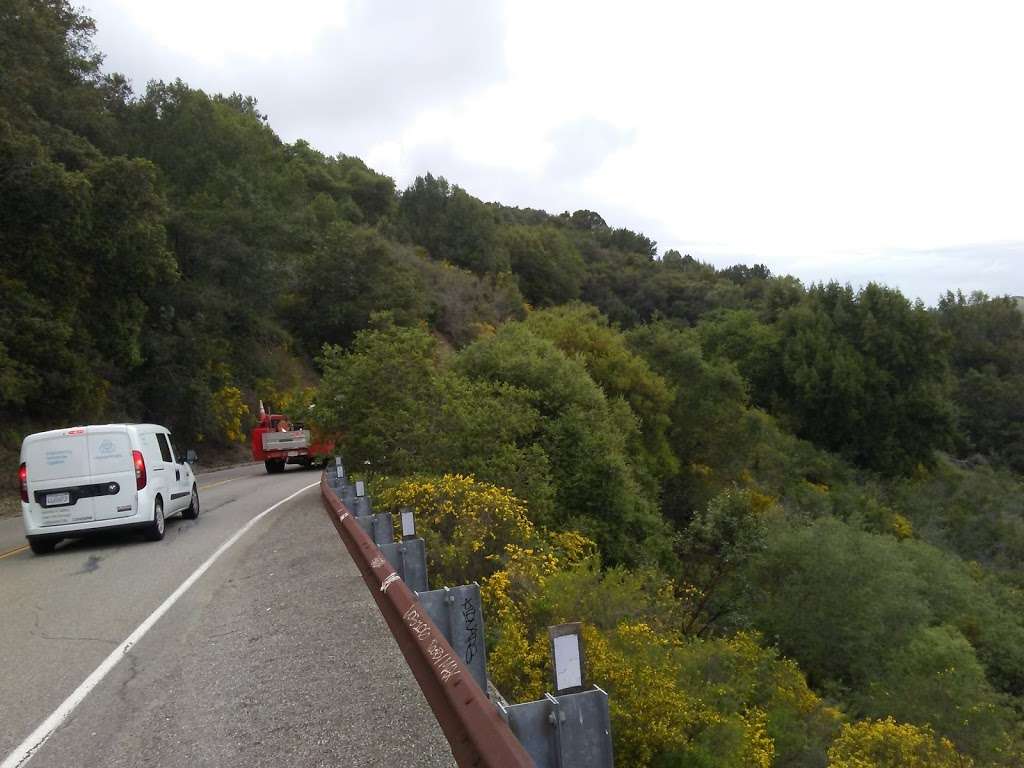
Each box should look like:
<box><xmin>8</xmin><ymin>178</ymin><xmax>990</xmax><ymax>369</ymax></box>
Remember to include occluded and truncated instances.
<box><xmin>0</xmin><ymin>496</ymin><xmax>20</xmax><ymax>519</ymax></box>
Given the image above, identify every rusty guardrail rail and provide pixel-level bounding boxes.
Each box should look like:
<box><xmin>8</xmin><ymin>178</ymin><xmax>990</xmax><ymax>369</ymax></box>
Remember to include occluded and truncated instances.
<box><xmin>320</xmin><ymin>475</ymin><xmax>535</xmax><ymax>767</ymax></box>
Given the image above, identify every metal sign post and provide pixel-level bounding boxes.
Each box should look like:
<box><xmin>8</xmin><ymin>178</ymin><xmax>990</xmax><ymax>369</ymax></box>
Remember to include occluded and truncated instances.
<box><xmin>400</xmin><ymin>506</ymin><xmax>416</xmax><ymax>539</ymax></box>
<box><xmin>548</xmin><ymin>623</ymin><xmax>586</xmax><ymax>695</ymax></box>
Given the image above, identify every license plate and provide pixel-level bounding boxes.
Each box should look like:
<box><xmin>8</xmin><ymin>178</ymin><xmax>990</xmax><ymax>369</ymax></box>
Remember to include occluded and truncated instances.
<box><xmin>287</xmin><ymin>450</ymin><xmax>299</xmax><ymax>457</ymax></box>
<box><xmin>46</xmin><ymin>492</ymin><xmax>71</xmax><ymax>506</ymax></box>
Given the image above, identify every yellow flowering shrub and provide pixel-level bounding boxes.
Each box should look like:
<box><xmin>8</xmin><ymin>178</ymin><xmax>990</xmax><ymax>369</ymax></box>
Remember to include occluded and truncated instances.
<box><xmin>888</xmin><ymin>512</ymin><xmax>914</xmax><ymax>540</ymax></box>
<box><xmin>680</xmin><ymin>631</ymin><xmax>842</xmax><ymax>765</ymax></box>
<box><xmin>585</xmin><ymin>622</ymin><xmax>704</xmax><ymax>766</ymax></box>
<box><xmin>378</xmin><ymin>474</ymin><xmax>539</xmax><ymax>585</ymax></box>
<box><xmin>211</xmin><ymin>385</ymin><xmax>249</xmax><ymax>443</ymax></box>
<box><xmin>741</xmin><ymin>708</ymin><xmax>775</xmax><ymax>768</ymax></box>
<box><xmin>489</xmin><ymin>579</ymin><xmax>837</xmax><ymax>768</ymax></box>
<box><xmin>380</xmin><ymin>473</ymin><xmax>842</xmax><ymax>768</ymax></box>
<box><xmin>827</xmin><ymin>717</ymin><xmax>972</xmax><ymax>768</ymax></box>
<box><xmin>483</xmin><ymin>543</ymin><xmax>574</xmax><ymax>701</ymax></box>
<box><xmin>486</xmin><ymin>608</ymin><xmax>550</xmax><ymax>701</ymax></box>
<box><xmin>585</xmin><ymin>623</ymin><xmax>791</xmax><ymax>767</ymax></box>
<box><xmin>860</xmin><ymin>496</ymin><xmax>915</xmax><ymax>540</ymax></box>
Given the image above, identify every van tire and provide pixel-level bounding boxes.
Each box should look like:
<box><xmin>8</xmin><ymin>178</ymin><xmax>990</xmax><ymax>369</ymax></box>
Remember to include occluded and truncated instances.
<box><xmin>264</xmin><ymin>459</ymin><xmax>285</xmax><ymax>474</ymax></box>
<box><xmin>182</xmin><ymin>485</ymin><xmax>200</xmax><ymax>520</ymax></box>
<box><xmin>144</xmin><ymin>498</ymin><xmax>165</xmax><ymax>541</ymax></box>
<box><xmin>28</xmin><ymin>538</ymin><xmax>58</xmax><ymax>555</ymax></box>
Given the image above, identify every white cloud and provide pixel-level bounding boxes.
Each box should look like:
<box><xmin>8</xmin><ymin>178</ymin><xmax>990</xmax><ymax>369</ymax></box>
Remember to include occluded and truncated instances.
<box><xmin>84</xmin><ymin>0</ymin><xmax>1024</xmax><ymax>300</ymax></box>
<box><xmin>97</xmin><ymin>0</ymin><xmax>350</xmax><ymax>65</ymax></box>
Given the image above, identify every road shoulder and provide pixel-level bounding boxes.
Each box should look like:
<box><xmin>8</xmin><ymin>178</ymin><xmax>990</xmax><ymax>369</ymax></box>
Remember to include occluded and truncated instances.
<box><xmin>30</xmin><ymin>488</ymin><xmax>455</xmax><ymax>767</ymax></box>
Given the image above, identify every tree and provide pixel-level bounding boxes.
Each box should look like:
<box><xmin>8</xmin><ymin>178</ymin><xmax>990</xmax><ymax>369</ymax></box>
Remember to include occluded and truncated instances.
<box><xmin>627</xmin><ymin>320</ymin><xmax>752</xmax><ymax>518</ymax></box>
<box><xmin>500</xmin><ymin>224</ymin><xmax>583</xmax><ymax>306</ymax></box>
<box><xmin>79</xmin><ymin>155</ymin><xmax>177</xmax><ymax>369</ymax></box>
<box><xmin>771</xmin><ymin>283</ymin><xmax>954</xmax><ymax>474</ymax></box>
<box><xmin>525</xmin><ymin>304</ymin><xmax>677</xmax><ymax>485</ymax></box>
<box><xmin>863</xmin><ymin>625</ymin><xmax>1012</xmax><ymax>759</ymax></box>
<box><xmin>397</xmin><ymin>174</ymin><xmax>506</xmax><ymax>273</ymax></box>
<box><xmin>697</xmin><ymin>309</ymin><xmax>782</xmax><ymax>409</ymax></box>
<box><xmin>287</xmin><ymin>223</ymin><xmax>428</xmax><ymax>349</ymax></box>
<box><xmin>563</xmin><ymin>208</ymin><xmax>607</xmax><ymax>230</ymax></box>
<box><xmin>455</xmin><ymin>322</ymin><xmax>671</xmax><ymax>565</ymax></box>
<box><xmin>739</xmin><ymin>517</ymin><xmax>1023</xmax><ymax>762</ymax></box>
<box><xmin>742</xmin><ymin>518</ymin><xmax>933</xmax><ymax>691</ymax></box>
<box><xmin>936</xmin><ymin>291</ymin><xmax>1024</xmax><ymax>470</ymax></box>
<box><xmin>677</xmin><ymin>488</ymin><xmax>772</xmax><ymax>635</ymax></box>
<box><xmin>314</xmin><ymin>319</ymin><xmax>550</xmax><ymax>513</ymax></box>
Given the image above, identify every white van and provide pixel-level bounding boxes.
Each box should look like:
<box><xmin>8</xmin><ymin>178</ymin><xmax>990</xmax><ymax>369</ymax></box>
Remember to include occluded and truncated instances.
<box><xmin>18</xmin><ymin>424</ymin><xmax>199</xmax><ymax>555</ymax></box>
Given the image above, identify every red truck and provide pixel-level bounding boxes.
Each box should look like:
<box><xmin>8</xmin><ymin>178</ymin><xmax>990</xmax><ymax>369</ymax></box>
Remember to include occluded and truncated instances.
<box><xmin>250</xmin><ymin>401</ymin><xmax>333</xmax><ymax>474</ymax></box>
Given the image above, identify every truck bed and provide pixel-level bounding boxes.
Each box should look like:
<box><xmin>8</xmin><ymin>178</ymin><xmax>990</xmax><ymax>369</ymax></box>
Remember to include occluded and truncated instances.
<box><xmin>261</xmin><ymin>429</ymin><xmax>311</xmax><ymax>452</ymax></box>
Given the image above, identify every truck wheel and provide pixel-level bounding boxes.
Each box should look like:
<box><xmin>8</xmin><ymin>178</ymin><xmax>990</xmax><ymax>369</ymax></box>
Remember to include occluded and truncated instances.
<box><xmin>182</xmin><ymin>485</ymin><xmax>200</xmax><ymax>520</ymax></box>
<box><xmin>143</xmin><ymin>498</ymin><xmax>165</xmax><ymax>541</ymax></box>
<box><xmin>28</xmin><ymin>538</ymin><xmax>58</xmax><ymax>555</ymax></box>
<box><xmin>264</xmin><ymin>460</ymin><xmax>280</xmax><ymax>474</ymax></box>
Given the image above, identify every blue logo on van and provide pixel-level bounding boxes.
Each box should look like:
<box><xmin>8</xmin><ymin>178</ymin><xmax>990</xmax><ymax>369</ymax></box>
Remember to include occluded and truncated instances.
<box><xmin>98</xmin><ymin>439</ymin><xmax>116</xmax><ymax>454</ymax></box>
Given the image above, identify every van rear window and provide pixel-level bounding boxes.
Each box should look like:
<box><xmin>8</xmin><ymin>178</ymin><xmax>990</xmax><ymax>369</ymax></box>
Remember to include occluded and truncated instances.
<box><xmin>87</xmin><ymin>431</ymin><xmax>132</xmax><ymax>474</ymax></box>
<box><xmin>25</xmin><ymin>433</ymin><xmax>91</xmax><ymax>481</ymax></box>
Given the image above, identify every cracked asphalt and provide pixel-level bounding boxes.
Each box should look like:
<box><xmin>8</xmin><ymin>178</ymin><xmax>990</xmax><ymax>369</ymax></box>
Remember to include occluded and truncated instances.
<box><xmin>0</xmin><ymin>464</ymin><xmax>455</xmax><ymax>767</ymax></box>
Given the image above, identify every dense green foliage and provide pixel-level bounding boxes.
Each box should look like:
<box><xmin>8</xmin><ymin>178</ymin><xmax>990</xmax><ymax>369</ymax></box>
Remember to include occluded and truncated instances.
<box><xmin>937</xmin><ymin>291</ymin><xmax>1024</xmax><ymax>472</ymax></box>
<box><xmin>5</xmin><ymin>3</ymin><xmax>1024</xmax><ymax>765</ymax></box>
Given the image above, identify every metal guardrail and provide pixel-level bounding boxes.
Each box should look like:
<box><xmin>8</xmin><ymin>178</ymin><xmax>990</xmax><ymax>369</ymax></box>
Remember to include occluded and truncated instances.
<box><xmin>319</xmin><ymin>475</ymin><xmax>536</xmax><ymax>768</ymax></box>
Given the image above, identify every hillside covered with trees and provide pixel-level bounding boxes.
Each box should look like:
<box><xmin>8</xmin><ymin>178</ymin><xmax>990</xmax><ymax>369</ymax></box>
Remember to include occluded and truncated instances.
<box><xmin>3</xmin><ymin>2</ymin><xmax>1024</xmax><ymax>765</ymax></box>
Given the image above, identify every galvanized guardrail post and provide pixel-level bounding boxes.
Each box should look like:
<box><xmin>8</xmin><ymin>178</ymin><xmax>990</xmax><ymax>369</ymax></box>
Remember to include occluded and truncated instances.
<box><xmin>498</xmin><ymin>687</ymin><xmax>613</xmax><ymax>768</ymax></box>
<box><xmin>380</xmin><ymin>537</ymin><xmax>429</xmax><ymax>593</ymax></box>
<box><xmin>357</xmin><ymin>512</ymin><xmax>396</xmax><ymax>548</ymax></box>
<box><xmin>417</xmin><ymin>584</ymin><xmax>488</xmax><ymax>694</ymax></box>
<box><xmin>352</xmin><ymin>480</ymin><xmax>373</xmax><ymax>517</ymax></box>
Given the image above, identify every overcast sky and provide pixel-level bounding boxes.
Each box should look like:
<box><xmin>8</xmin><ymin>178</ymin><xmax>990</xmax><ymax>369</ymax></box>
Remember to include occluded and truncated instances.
<box><xmin>86</xmin><ymin>0</ymin><xmax>1023</xmax><ymax>304</ymax></box>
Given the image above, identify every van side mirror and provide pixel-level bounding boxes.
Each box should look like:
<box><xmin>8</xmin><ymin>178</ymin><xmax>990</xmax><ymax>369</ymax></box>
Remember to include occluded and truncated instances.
<box><xmin>185</xmin><ymin>449</ymin><xmax>199</xmax><ymax>464</ymax></box>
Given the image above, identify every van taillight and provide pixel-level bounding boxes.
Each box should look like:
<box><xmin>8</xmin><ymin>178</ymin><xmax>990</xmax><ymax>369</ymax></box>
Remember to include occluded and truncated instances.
<box><xmin>19</xmin><ymin>463</ymin><xmax>28</xmax><ymax>502</ymax></box>
<box><xmin>133</xmin><ymin>450</ymin><xmax>147</xmax><ymax>490</ymax></box>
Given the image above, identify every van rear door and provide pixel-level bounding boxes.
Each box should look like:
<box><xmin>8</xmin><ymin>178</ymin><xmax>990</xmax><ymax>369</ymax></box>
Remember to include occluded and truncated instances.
<box><xmin>87</xmin><ymin>429</ymin><xmax>137</xmax><ymax>521</ymax></box>
<box><xmin>24</xmin><ymin>429</ymin><xmax>96</xmax><ymax>527</ymax></box>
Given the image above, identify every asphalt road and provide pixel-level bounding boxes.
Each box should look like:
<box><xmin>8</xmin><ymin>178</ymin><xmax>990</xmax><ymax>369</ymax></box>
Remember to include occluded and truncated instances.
<box><xmin>0</xmin><ymin>463</ymin><xmax>455</xmax><ymax>767</ymax></box>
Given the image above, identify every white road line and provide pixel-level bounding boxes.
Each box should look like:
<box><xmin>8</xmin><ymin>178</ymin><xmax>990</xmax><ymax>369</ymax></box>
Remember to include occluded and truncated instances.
<box><xmin>1</xmin><ymin>480</ymin><xmax>320</xmax><ymax>768</ymax></box>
